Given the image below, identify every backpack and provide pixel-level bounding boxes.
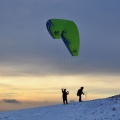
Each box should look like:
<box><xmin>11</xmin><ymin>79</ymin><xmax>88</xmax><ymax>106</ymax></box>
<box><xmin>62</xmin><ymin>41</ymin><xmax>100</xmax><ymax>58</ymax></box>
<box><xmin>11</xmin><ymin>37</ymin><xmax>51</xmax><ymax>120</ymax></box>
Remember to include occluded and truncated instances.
<box><xmin>77</xmin><ymin>90</ymin><xmax>79</xmax><ymax>96</ymax></box>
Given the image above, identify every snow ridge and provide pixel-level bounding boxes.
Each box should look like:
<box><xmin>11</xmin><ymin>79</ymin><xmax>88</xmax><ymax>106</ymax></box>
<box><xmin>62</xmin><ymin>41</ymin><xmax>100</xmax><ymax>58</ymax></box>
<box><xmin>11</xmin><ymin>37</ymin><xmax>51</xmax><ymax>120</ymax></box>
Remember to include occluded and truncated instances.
<box><xmin>0</xmin><ymin>95</ymin><xmax>120</xmax><ymax>120</ymax></box>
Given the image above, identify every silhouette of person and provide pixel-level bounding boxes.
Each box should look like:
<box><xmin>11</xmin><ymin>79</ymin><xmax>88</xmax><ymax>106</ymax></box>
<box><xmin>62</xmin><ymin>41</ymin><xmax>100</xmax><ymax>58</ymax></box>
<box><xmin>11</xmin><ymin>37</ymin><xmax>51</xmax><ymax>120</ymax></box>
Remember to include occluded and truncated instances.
<box><xmin>61</xmin><ymin>88</ymin><xmax>69</xmax><ymax>104</ymax></box>
<box><xmin>77</xmin><ymin>87</ymin><xmax>84</xmax><ymax>102</ymax></box>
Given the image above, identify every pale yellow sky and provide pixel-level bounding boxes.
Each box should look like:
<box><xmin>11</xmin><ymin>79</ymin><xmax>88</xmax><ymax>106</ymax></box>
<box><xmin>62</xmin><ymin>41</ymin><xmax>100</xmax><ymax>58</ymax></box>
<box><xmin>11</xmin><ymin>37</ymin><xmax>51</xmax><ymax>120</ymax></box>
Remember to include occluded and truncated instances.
<box><xmin>0</xmin><ymin>74</ymin><xmax>120</xmax><ymax>100</ymax></box>
<box><xmin>0</xmin><ymin>74</ymin><xmax>120</xmax><ymax>111</ymax></box>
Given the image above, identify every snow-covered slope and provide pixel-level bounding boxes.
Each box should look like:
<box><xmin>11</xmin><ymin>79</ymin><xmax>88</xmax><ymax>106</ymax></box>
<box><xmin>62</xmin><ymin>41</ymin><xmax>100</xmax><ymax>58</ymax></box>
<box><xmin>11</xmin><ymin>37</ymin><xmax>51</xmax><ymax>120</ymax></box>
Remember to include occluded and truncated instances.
<box><xmin>0</xmin><ymin>95</ymin><xmax>120</xmax><ymax>120</ymax></box>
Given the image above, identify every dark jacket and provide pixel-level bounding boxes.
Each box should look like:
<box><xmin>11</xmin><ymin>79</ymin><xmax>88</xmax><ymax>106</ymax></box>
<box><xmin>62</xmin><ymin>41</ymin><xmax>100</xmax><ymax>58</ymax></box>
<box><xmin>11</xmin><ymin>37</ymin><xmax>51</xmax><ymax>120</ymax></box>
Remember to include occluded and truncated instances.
<box><xmin>77</xmin><ymin>87</ymin><xmax>84</xmax><ymax>96</ymax></box>
<box><xmin>62</xmin><ymin>89</ymin><xmax>69</xmax><ymax>100</ymax></box>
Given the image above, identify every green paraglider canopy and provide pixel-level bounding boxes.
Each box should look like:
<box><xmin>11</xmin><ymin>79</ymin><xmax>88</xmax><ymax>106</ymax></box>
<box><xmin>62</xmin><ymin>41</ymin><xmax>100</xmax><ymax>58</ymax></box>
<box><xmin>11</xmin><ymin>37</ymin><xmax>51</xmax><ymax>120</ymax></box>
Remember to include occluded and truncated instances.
<box><xmin>46</xmin><ymin>19</ymin><xmax>80</xmax><ymax>56</ymax></box>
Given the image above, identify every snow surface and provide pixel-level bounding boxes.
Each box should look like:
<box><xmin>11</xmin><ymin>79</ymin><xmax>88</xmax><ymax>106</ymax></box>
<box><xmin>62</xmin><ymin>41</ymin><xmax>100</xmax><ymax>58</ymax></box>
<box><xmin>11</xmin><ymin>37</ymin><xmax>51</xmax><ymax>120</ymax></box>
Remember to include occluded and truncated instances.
<box><xmin>0</xmin><ymin>95</ymin><xmax>120</xmax><ymax>120</ymax></box>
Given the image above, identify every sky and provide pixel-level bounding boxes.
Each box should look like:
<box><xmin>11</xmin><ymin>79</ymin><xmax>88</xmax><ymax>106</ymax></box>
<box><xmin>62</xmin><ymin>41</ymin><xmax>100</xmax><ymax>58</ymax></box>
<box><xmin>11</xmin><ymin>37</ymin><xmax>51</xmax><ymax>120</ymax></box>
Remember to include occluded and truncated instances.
<box><xmin>0</xmin><ymin>0</ymin><xmax>120</xmax><ymax>111</ymax></box>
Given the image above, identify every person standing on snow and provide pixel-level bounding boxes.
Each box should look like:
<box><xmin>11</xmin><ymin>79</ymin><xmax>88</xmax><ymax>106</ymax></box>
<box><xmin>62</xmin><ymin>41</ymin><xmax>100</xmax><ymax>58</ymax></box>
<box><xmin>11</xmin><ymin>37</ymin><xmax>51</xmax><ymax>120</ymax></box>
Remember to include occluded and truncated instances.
<box><xmin>61</xmin><ymin>88</ymin><xmax>69</xmax><ymax>104</ymax></box>
<box><xmin>77</xmin><ymin>87</ymin><xmax>84</xmax><ymax>102</ymax></box>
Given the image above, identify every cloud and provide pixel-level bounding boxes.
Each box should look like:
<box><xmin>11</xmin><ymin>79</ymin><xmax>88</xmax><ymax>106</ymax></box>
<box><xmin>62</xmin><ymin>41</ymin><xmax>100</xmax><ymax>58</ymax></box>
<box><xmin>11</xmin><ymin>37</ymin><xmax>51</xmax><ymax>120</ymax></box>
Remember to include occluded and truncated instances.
<box><xmin>0</xmin><ymin>100</ymin><xmax>60</xmax><ymax>111</ymax></box>
<box><xmin>0</xmin><ymin>0</ymin><xmax>120</xmax><ymax>76</ymax></box>
<box><xmin>2</xmin><ymin>99</ymin><xmax>21</xmax><ymax>104</ymax></box>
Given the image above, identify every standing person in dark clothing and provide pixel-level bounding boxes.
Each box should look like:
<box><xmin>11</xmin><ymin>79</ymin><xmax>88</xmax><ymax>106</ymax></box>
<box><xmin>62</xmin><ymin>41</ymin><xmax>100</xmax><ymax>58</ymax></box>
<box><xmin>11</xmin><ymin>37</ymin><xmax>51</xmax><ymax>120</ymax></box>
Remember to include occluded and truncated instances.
<box><xmin>61</xmin><ymin>88</ymin><xmax>69</xmax><ymax>104</ymax></box>
<box><xmin>77</xmin><ymin>87</ymin><xmax>84</xmax><ymax>102</ymax></box>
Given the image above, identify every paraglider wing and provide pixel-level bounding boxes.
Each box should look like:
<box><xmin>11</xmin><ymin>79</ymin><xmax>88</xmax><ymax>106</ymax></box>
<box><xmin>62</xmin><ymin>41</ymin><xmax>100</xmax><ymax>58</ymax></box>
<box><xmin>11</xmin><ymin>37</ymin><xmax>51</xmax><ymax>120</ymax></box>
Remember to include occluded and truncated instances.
<box><xmin>46</xmin><ymin>19</ymin><xmax>80</xmax><ymax>56</ymax></box>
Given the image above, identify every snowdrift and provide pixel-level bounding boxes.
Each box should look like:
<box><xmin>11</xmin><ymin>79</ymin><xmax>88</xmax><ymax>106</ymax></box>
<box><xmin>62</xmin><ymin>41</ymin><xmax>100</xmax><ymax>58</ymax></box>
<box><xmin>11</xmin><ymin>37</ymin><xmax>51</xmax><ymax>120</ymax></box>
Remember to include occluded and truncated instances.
<box><xmin>0</xmin><ymin>95</ymin><xmax>120</xmax><ymax>120</ymax></box>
